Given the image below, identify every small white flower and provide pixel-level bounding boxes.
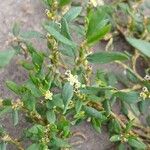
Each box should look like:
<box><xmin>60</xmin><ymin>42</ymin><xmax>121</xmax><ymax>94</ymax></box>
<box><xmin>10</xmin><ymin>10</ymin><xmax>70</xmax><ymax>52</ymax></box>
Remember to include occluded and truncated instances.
<box><xmin>45</xmin><ymin>90</ymin><xmax>53</xmax><ymax>100</ymax></box>
<box><xmin>65</xmin><ymin>70</ymin><xmax>81</xmax><ymax>92</ymax></box>
<box><xmin>140</xmin><ymin>92</ymin><xmax>147</xmax><ymax>100</ymax></box>
<box><xmin>142</xmin><ymin>87</ymin><xmax>148</xmax><ymax>92</ymax></box>
<box><xmin>90</xmin><ymin>0</ymin><xmax>104</xmax><ymax>7</ymax></box>
<box><xmin>144</xmin><ymin>75</ymin><xmax>150</xmax><ymax>81</ymax></box>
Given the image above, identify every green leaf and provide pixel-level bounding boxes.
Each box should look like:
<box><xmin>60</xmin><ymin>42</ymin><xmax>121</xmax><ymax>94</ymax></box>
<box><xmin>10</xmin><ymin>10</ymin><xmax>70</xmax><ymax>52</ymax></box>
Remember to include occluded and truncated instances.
<box><xmin>87</xmin><ymin>24</ymin><xmax>111</xmax><ymax>44</ymax></box>
<box><xmin>115</xmin><ymin>91</ymin><xmax>139</xmax><ymax>104</ymax></box>
<box><xmin>128</xmin><ymin>138</ymin><xmax>147</xmax><ymax>149</ymax></box>
<box><xmin>59</xmin><ymin>0</ymin><xmax>71</xmax><ymax>6</ymax></box>
<box><xmin>110</xmin><ymin>135</ymin><xmax>121</xmax><ymax>142</ymax></box>
<box><xmin>125</xmin><ymin>120</ymin><xmax>134</xmax><ymax>133</ymax></box>
<box><xmin>12</xmin><ymin>109</ymin><xmax>19</xmax><ymax>126</ymax></box>
<box><xmin>126</xmin><ymin>37</ymin><xmax>150</xmax><ymax>57</ymax></box>
<box><xmin>64</xmin><ymin>7</ymin><xmax>82</xmax><ymax>22</ymax></box>
<box><xmin>46</xmin><ymin>94</ymin><xmax>64</xmax><ymax>109</ymax></box>
<box><xmin>91</xmin><ymin>118</ymin><xmax>101</xmax><ymax>133</ymax></box>
<box><xmin>0</xmin><ymin>107</ymin><xmax>12</xmax><ymax>117</ymax></box>
<box><xmin>75</xmin><ymin>100</ymin><xmax>83</xmax><ymax>113</ymax></box>
<box><xmin>61</xmin><ymin>18</ymin><xmax>72</xmax><ymax>40</ymax></box>
<box><xmin>118</xmin><ymin>143</ymin><xmax>125</xmax><ymax>150</ymax></box>
<box><xmin>20</xmin><ymin>31</ymin><xmax>44</xmax><ymax>39</ymax></box>
<box><xmin>62</xmin><ymin>82</ymin><xmax>73</xmax><ymax>113</ymax></box>
<box><xmin>25</xmin><ymin>80</ymin><xmax>42</xmax><ymax>97</ymax></box>
<box><xmin>0</xmin><ymin>49</ymin><xmax>15</xmax><ymax>68</ymax></box>
<box><xmin>86</xmin><ymin>8</ymin><xmax>111</xmax><ymax>44</ymax></box>
<box><xmin>87</xmin><ymin>52</ymin><xmax>129</xmax><ymax>64</ymax></box>
<box><xmin>6</xmin><ymin>81</ymin><xmax>23</xmax><ymax>95</ymax></box>
<box><xmin>83</xmin><ymin>106</ymin><xmax>106</xmax><ymax>120</ymax></box>
<box><xmin>0</xmin><ymin>142</ymin><xmax>7</xmax><ymax>150</ymax></box>
<box><xmin>12</xmin><ymin>22</ymin><xmax>20</xmax><ymax>36</ymax></box>
<box><xmin>43</xmin><ymin>24</ymin><xmax>76</xmax><ymax>47</ymax></box>
<box><xmin>59</xmin><ymin>44</ymin><xmax>77</xmax><ymax>57</ymax></box>
<box><xmin>51</xmin><ymin>137</ymin><xmax>70</xmax><ymax>148</ymax></box>
<box><xmin>146</xmin><ymin>115</ymin><xmax>150</xmax><ymax>126</ymax></box>
<box><xmin>27</xmin><ymin>143</ymin><xmax>40</xmax><ymax>150</ymax></box>
<box><xmin>109</xmin><ymin>119</ymin><xmax>121</xmax><ymax>134</ymax></box>
<box><xmin>46</xmin><ymin>110</ymin><xmax>56</xmax><ymax>124</ymax></box>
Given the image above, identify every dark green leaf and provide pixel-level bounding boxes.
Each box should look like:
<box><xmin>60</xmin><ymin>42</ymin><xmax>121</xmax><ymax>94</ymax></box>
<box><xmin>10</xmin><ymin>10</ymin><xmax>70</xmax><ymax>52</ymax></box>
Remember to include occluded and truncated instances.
<box><xmin>146</xmin><ymin>115</ymin><xmax>150</xmax><ymax>126</ymax></box>
<box><xmin>0</xmin><ymin>50</ymin><xmax>15</xmax><ymax>68</ymax></box>
<box><xmin>115</xmin><ymin>91</ymin><xmax>139</xmax><ymax>104</ymax></box>
<box><xmin>83</xmin><ymin>106</ymin><xmax>106</xmax><ymax>120</ymax></box>
<box><xmin>87</xmin><ymin>52</ymin><xmax>129</xmax><ymax>64</ymax></box>
<box><xmin>126</xmin><ymin>37</ymin><xmax>150</xmax><ymax>57</ymax></box>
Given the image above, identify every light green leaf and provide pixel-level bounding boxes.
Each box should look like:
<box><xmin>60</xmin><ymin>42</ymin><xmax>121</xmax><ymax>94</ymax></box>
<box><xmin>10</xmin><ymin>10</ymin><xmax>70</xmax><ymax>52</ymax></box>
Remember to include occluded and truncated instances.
<box><xmin>128</xmin><ymin>138</ymin><xmax>147</xmax><ymax>149</ymax></box>
<box><xmin>6</xmin><ymin>81</ymin><xmax>23</xmax><ymax>95</ymax></box>
<box><xmin>126</xmin><ymin>37</ymin><xmax>150</xmax><ymax>57</ymax></box>
<box><xmin>64</xmin><ymin>7</ymin><xmax>82</xmax><ymax>22</ymax></box>
<box><xmin>87</xmin><ymin>52</ymin><xmax>129</xmax><ymax>64</ymax></box>
<box><xmin>46</xmin><ymin>110</ymin><xmax>56</xmax><ymax>124</ymax></box>
<box><xmin>20</xmin><ymin>31</ymin><xmax>44</xmax><ymax>39</ymax></box>
<box><xmin>12</xmin><ymin>22</ymin><xmax>20</xmax><ymax>36</ymax></box>
<box><xmin>110</xmin><ymin>135</ymin><xmax>121</xmax><ymax>142</ymax></box>
<box><xmin>27</xmin><ymin>143</ymin><xmax>40</xmax><ymax>150</ymax></box>
<box><xmin>0</xmin><ymin>50</ymin><xmax>15</xmax><ymax>68</ymax></box>
<box><xmin>51</xmin><ymin>137</ymin><xmax>70</xmax><ymax>148</ymax></box>
<box><xmin>86</xmin><ymin>8</ymin><xmax>111</xmax><ymax>44</ymax></box>
<box><xmin>12</xmin><ymin>109</ymin><xmax>19</xmax><ymax>126</ymax></box>
<box><xmin>61</xmin><ymin>18</ymin><xmax>72</xmax><ymax>40</ymax></box>
<box><xmin>118</xmin><ymin>143</ymin><xmax>125</xmax><ymax>150</ymax></box>
<box><xmin>0</xmin><ymin>142</ymin><xmax>7</xmax><ymax>150</ymax></box>
<box><xmin>62</xmin><ymin>82</ymin><xmax>74</xmax><ymax>113</ymax></box>
<box><xmin>43</xmin><ymin>24</ymin><xmax>76</xmax><ymax>47</ymax></box>
<box><xmin>0</xmin><ymin>107</ymin><xmax>12</xmax><ymax>117</ymax></box>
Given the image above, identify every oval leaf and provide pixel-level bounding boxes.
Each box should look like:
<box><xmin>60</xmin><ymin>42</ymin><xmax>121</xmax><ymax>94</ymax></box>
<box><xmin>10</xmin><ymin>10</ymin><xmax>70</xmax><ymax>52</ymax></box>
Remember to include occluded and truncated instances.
<box><xmin>0</xmin><ymin>50</ymin><xmax>15</xmax><ymax>68</ymax></box>
<box><xmin>87</xmin><ymin>52</ymin><xmax>129</xmax><ymax>64</ymax></box>
<box><xmin>126</xmin><ymin>37</ymin><xmax>150</xmax><ymax>57</ymax></box>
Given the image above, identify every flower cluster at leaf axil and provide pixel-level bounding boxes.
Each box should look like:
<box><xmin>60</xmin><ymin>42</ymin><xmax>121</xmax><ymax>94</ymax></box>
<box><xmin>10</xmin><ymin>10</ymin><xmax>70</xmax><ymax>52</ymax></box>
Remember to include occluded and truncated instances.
<box><xmin>65</xmin><ymin>70</ymin><xmax>82</xmax><ymax>93</ymax></box>
<box><xmin>140</xmin><ymin>75</ymin><xmax>150</xmax><ymax>100</ymax></box>
<box><xmin>45</xmin><ymin>90</ymin><xmax>53</xmax><ymax>100</ymax></box>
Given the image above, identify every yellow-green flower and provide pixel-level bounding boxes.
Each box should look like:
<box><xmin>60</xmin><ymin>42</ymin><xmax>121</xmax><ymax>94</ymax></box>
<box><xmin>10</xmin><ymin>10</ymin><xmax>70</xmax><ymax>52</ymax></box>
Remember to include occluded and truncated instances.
<box><xmin>45</xmin><ymin>90</ymin><xmax>53</xmax><ymax>100</ymax></box>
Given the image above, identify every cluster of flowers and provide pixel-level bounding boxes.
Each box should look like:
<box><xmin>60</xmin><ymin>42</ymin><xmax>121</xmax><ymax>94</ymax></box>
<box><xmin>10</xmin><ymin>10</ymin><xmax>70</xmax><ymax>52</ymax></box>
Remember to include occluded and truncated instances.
<box><xmin>140</xmin><ymin>75</ymin><xmax>150</xmax><ymax>100</ymax></box>
<box><xmin>45</xmin><ymin>90</ymin><xmax>53</xmax><ymax>101</ymax></box>
<box><xmin>65</xmin><ymin>70</ymin><xmax>82</xmax><ymax>93</ymax></box>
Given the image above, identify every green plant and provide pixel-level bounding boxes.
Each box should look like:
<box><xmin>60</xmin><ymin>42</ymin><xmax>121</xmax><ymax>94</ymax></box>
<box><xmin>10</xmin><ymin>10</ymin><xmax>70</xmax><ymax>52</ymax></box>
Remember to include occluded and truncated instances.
<box><xmin>0</xmin><ymin>0</ymin><xmax>150</xmax><ymax>149</ymax></box>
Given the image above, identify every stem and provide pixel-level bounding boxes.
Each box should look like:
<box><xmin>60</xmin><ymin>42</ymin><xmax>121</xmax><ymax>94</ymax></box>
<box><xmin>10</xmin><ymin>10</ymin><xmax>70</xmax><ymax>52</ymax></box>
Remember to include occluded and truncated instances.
<box><xmin>115</xmin><ymin>61</ymin><xmax>143</xmax><ymax>81</ymax></box>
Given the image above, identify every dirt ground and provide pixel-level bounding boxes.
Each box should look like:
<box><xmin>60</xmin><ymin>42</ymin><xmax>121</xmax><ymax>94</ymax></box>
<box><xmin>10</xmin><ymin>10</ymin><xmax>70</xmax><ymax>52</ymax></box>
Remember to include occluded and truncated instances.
<box><xmin>0</xmin><ymin>0</ymin><xmax>149</xmax><ymax>150</ymax></box>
